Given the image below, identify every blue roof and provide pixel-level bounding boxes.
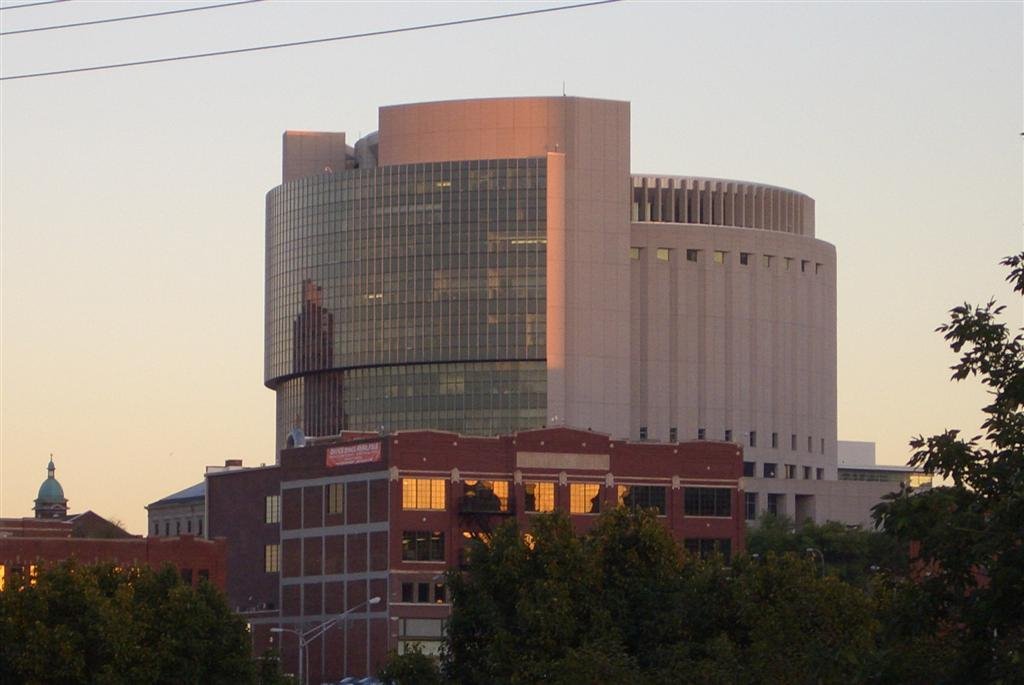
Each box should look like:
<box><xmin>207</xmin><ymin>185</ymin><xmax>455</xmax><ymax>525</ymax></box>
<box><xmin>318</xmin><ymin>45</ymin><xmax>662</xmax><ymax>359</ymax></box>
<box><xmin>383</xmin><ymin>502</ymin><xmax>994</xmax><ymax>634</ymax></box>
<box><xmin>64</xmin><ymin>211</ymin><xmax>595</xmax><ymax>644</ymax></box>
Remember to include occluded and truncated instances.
<box><xmin>149</xmin><ymin>481</ymin><xmax>205</xmax><ymax>506</ymax></box>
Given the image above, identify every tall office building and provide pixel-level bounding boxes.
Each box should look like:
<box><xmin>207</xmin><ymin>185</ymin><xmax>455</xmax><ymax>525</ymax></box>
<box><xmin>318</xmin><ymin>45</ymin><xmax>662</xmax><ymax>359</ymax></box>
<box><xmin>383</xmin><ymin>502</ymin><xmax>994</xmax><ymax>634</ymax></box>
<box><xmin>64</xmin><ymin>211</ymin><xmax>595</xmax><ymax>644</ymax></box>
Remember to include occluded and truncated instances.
<box><xmin>265</xmin><ymin>96</ymin><xmax>840</xmax><ymax>519</ymax></box>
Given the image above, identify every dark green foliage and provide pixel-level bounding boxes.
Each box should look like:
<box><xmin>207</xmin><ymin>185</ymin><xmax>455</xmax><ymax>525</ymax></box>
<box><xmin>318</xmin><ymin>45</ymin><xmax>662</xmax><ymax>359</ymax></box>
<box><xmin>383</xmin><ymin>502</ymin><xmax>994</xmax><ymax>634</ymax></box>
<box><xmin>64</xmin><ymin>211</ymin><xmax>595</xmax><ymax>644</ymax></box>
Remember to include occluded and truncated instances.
<box><xmin>0</xmin><ymin>561</ymin><xmax>257</xmax><ymax>685</ymax></box>
<box><xmin>873</xmin><ymin>252</ymin><xmax>1024</xmax><ymax>682</ymax></box>
<box><xmin>378</xmin><ymin>643</ymin><xmax>444</xmax><ymax>685</ymax></box>
<box><xmin>443</xmin><ymin>509</ymin><xmax>880</xmax><ymax>684</ymax></box>
<box><xmin>746</xmin><ymin>514</ymin><xmax>908</xmax><ymax>586</ymax></box>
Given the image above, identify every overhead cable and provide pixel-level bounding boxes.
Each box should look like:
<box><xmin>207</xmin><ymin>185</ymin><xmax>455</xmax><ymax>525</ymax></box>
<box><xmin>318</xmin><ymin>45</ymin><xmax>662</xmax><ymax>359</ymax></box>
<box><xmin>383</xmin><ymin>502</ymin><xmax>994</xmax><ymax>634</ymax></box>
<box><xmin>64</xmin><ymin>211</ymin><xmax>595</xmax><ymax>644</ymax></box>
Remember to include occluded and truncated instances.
<box><xmin>0</xmin><ymin>0</ymin><xmax>623</xmax><ymax>81</ymax></box>
<box><xmin>1</xmin><ymin>0</ymin><xmax>265</xmax><ymax>36</ymax></box>
<box><xmin>0</xmin><ymin>0</ymin><xmax>70</xmax><ymax>10</ymax></box>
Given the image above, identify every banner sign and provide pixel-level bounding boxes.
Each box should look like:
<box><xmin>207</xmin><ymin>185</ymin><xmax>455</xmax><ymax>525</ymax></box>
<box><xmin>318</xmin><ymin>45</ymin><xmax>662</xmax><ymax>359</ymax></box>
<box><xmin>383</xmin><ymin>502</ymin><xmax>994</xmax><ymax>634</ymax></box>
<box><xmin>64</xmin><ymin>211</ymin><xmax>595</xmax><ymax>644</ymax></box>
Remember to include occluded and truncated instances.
<box><xmin>326</xmin><ymin>441</ymin><xmax>382</xmax><ymax>467</ymax></box>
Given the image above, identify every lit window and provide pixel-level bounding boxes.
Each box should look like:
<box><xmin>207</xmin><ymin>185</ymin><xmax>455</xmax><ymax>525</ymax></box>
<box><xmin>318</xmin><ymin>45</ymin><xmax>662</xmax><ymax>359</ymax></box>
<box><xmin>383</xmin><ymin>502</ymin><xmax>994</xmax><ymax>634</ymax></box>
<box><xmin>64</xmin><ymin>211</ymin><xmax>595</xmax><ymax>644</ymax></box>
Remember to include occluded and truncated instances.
<box><xmin>713</xmin><ymin>250</ymin><xmax>725</xmax><ymax>264</ymax></box>
<box><xmin>402</xmin><ymin>478</ymin><xmax>446</xmax><ymax>510</ymax></box>
<box><xmin>327</xmin><ymin>483</ymin><xmax>343</xmax><ymax>514</ymax></box>
<box><xmin>629</xmin><ymin>247</ymin><xmax>641</xmax><ymax>260</ymax></box>
<box><xmin>739</xmin><ymin>252</ymin><xmax>751</xmax><ymax>266</ymax></box>
<box><xmin>0</xmin><ymin>564</ymin><xmax>5</xmax><ymax>592</ymax></box>
<box><xmin>744</xmin><ymin>493</ymin><xmax>757</xmax><ymax>521</ymax></box>
<box><xmin>771</xmin><ymin>432</ymin><xmax>778</xmax><ymax>449</ymax></box>
<box><xmin>462</xmin><ymin>480</ymin><xmax>509</xmax><ymax>512</ymax></box>
<box><xmin>763</xmin><ymin>255</ymin><xmax>773</xmax><ymax>268</ymax></box>
<box><xmin>617</xmin><ymin>485</ymin><xmax>667</xmax><ymax>515</ymax></box>
<box><xmin>686</xmin><ymin>249</ymin><xmax>699</xmax><ymax>262</ymax></box>
<box><xmin>264</xmin><ymin>544</ymin><xmax>280</xmax><ymax>573</ymax></box>
<box><xmin>763</xmin><ymin>463</ymin><xmax>777</xmax><ymax>479</ymax></box>
<box><xmin>569</xmin><ymin>483</ymin><xmax>601</xmax><ymax>514</ymax></box>
<box><xmin>265</xmin><ymin>495</ymin><xmax>280</xmax><ymax>524</ymax></box>
<box><xmin>401</xmin><ymin>531</ymin><xmax>445</xmax><ymax>561</ymax></box>
<box><xmin>785</xmin><ymin>464</ymin><xmax>796</xmax><ymax>479</ymax></box>
<box><xmin>524</xmin><ymin>482</ymin><xmax>555</xmax><ymax>513</ymax></box>
<box><xmin>657</xmin><ymin>248</ymin><xmax>670</xmax><ymax>261</ymax></box>
<box><xmin>684</xmin><ymin>488</ymin><xmax>732</xmax><ymax>517</ymax></box>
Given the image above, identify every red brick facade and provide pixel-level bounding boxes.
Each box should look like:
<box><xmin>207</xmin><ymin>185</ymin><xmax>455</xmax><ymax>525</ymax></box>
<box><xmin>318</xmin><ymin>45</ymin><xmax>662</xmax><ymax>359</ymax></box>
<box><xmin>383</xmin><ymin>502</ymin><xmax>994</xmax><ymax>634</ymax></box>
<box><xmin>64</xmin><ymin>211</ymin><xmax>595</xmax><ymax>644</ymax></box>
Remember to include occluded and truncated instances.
<box><xmin>208</xmin><ymin>427</ymin><xmax>743</xmax><ymax>681</ymax></box>
<box><xmin>0</xmin><ymin>532</ymin><xmax>228</xmax><ymax>590</ymax></box>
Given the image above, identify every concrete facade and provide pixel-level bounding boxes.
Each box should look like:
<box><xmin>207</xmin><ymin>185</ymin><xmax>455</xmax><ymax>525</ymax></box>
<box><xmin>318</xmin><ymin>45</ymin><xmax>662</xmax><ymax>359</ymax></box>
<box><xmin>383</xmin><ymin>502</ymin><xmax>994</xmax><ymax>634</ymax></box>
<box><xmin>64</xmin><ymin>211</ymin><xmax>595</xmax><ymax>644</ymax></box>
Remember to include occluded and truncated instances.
<box><xmin>264</xmin><ymin>95</ymin><xmax>875</xmax><ymax>524</ymax></box>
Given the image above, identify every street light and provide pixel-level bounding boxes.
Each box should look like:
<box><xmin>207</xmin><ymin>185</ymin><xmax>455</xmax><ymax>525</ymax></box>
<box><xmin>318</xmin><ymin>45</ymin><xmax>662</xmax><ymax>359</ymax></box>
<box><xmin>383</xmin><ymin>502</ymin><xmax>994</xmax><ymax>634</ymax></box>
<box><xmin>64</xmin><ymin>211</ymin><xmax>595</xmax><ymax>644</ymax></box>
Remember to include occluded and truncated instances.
<box><xmin>805</xmin><ymin>547</ymin><xmax>825</xmax><ymax>576</ymax></box>
<box><xmin>271</xmin><ymin>596</ymin><xmax>381</xmax><ymax>685</ymax></box>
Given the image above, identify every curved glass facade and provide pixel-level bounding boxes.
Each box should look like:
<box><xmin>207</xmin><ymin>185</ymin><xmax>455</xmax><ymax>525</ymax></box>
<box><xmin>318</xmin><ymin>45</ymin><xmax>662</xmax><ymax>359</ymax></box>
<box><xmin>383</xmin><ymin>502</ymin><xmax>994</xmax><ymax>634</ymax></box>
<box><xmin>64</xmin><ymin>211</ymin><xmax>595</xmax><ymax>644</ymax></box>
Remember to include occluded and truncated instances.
<box><xmin>266</xmin><ymin>158</ymin><xmax>548</xmax><ymax>445</ymax></box>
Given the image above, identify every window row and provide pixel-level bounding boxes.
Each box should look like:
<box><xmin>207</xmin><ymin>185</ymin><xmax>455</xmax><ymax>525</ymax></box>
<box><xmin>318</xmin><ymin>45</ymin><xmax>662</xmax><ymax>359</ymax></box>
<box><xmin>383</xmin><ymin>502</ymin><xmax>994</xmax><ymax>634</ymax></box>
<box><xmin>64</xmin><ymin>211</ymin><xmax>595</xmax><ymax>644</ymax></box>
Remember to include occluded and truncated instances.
<box><xmin>641</xmin><ymin>427</ymin><xmax>826</xmax><ymax>455</ymax></box>
<box><xmin>743</xmin><ymin>462</ymin><xmax>826</xmax><ymax>481</ymax></box>
<box><xmin>631</xmin><ymin>246</ymin><xmax>824</xmax><ymax>274</ymax></box>
<box><xmin>400</xmin><ymin>581</ymin><xmax>448</xmax><ymax>604</ymax></box>
<box><xmin>151</xmin><ymin>517</ymin><xmax>203</xmax><ymax>537</ymax></box>
<box><xmin>401</xmin><ymin>478</ymin><xmax>730</xmax><ymax>518</ymax></box>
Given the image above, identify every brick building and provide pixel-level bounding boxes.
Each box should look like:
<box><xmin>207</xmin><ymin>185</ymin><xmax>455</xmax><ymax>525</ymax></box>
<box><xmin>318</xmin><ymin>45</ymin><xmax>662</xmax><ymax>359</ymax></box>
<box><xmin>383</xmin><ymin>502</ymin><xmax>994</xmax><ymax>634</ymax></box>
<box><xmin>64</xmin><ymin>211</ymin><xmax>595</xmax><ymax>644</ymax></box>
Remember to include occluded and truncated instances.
<box><xmin>0</xmin><ymin>531</ymin><xmax>228</xmax><ymax>591</ymax></box>
<box><xmin>207</xmin><ymin>426</ymin><xmax>743</xmax><ymax>681</ymax></box>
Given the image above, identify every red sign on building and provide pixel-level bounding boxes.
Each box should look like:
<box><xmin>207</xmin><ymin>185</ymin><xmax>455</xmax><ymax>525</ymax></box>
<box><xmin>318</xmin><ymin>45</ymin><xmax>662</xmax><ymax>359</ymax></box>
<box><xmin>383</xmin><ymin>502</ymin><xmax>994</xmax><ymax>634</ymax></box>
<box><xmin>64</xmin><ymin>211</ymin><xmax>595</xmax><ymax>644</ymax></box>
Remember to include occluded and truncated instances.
<box><xmin>326</xmin><ymin>441</ymin><xmax>382</xmax><ymax>467</ymax></box>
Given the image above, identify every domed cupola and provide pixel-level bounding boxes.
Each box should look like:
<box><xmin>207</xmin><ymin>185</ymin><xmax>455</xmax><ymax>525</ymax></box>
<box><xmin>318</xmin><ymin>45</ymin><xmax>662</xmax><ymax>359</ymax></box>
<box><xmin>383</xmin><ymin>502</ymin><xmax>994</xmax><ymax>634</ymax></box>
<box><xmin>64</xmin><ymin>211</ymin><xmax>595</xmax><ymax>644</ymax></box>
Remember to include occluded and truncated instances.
<box><xmin>34</xmin><ymin>456</ymin><xmax>68</xmax><ymax>519</ymax></box>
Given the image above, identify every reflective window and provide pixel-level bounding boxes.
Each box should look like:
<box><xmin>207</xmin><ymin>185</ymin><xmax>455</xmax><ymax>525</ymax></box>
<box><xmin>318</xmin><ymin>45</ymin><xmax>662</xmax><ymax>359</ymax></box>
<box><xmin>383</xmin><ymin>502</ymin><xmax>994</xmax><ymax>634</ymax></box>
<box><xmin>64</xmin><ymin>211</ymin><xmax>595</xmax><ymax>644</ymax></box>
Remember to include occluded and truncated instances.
<box><xmin>743</xmin><ymin>461</ymin><xmax>755</xmax><ymax>477</ymax></box>
<box><xmin>402</xmin><ymin>479</ymin><xmax>446</xmax><ymax>510</ymax></box>
<box><xmin>462</xmin><ymin>480</ymin><xmax>509</xmax><ymax>512</ymax></box>
<box><xmin>657</xmin><ymin>248</ymin><xmax>670</xmax><ymax>261</ymax></box>
<box><xmin>524</xmin><ymin>482</ymin><xmax>555</xmax><ymax>513</ymax></box>
<box><xmin>684</xmin><ymin>488</ymin><xmax>732</xmax><ymax>517</ymax></box>
<box><xmin>265</xmin><ymin>495</ymin><xmax>280</xmax><ymax>524</ymax></box>
<box><xmin>327</xmin><ymin>483</ymin><xmax>343</xmax><ymax>514</ymax></box>
<box><xmin>617</xmin><ymin>485</ymin><xmax>666</xmax><ymax>515</ymax></box>
<box><xmin>264</xmin><ymin>544</ymin><xmax>280</xmax><ymax>573</ymax></box>
<box><xmin>569</xmin><ymin>483</ymin><xmax>601</xmax><ymax>514</ymax></box>
<box><xmin>266</xmin><ymin>158</ymin><xmax>549</xmax><ymax>445</ymax></box>
<box><xmin>401</xmin><ymin>531</ymin><xmax>445</xmax><ymax>561</ymax></box>
<box><xmin>629</xmin><ymin>247</ymin><xmax>641</xmax><ymax>260</ymax></box>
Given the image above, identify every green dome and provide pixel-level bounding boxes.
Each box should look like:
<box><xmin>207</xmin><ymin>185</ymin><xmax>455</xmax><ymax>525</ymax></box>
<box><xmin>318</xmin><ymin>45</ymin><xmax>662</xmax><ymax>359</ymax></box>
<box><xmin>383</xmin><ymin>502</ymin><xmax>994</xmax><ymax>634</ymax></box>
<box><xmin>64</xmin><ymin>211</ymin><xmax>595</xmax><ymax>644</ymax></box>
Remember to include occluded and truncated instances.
<box><xmin>36</xmin><ymin>458</ymin><xmax>66</xmax><ymax>504</ymax></box>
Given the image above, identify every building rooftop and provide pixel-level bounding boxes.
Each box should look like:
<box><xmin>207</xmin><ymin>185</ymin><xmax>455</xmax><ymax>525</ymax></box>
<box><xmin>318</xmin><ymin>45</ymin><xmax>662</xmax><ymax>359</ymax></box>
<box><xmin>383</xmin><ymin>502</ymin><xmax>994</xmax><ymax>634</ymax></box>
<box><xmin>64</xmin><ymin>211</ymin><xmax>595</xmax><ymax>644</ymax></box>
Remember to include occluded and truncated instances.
<box><xmin>147</xmin><ymin>482</ymin><xmax>205</xmax><ymax>507</ymax></box>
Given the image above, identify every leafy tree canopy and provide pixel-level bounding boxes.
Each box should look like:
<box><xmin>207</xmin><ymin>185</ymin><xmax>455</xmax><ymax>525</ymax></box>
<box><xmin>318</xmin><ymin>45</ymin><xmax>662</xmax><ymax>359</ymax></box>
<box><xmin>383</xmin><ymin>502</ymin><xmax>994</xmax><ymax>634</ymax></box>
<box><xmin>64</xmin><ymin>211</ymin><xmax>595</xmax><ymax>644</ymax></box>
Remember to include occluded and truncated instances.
<box><xmin>0</xmin><ymin>561</ymin><xmax>257</xmax><ymax>685</ymax></box>
<box><xmin>873</xmin><ymin>252</ymin><xmax>1024</xmax><ymax>681</ymax></box>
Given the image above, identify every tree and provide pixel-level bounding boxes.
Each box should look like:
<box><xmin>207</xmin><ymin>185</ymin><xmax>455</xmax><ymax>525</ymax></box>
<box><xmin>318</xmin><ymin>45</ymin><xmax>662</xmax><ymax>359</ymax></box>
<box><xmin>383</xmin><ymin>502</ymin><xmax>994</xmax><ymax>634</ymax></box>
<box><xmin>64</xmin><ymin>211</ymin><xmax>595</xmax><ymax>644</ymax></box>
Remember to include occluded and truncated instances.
<box><xmin>442</xmin><ymin>513</ymin><xmax>613</xmax><ymax>684</ymax></box>
<box><xmin>873</xmin><ymin>253</ymin><xmax>1024</xmax><ymax>681</ymax></box>
<box><xmin>0</xmin><ymin>561</ymin><xmax>257</xmax><ymax>684</ymax></box>
<box><xmin>746</xmin><ymin>514</ymin><xmax>908</xmax><ymax>587</ymax></box>
<box><xmin>378</xmin><ymin>643</ymin><xmax>444</xmax><ymax>685</ymax></box>
<box><xmin>442</xmin><ymin>508</ymin><xmax>881</xmax><ymax>684</ymax></box>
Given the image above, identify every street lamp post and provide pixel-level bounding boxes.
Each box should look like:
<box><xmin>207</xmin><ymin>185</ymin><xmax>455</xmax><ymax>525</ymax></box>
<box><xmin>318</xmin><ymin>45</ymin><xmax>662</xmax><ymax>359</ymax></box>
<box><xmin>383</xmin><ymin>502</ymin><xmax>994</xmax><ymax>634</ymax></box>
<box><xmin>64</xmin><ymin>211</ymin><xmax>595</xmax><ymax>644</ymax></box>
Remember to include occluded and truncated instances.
<box><xmin>271</xmin><ymin>595</ymin><xmax>381</xmax><ymax>685</ymax></box>
<box><xmin>806</xmin><ymin>547</ymin><xmax>825</xmax><ymax>576</ymax></box>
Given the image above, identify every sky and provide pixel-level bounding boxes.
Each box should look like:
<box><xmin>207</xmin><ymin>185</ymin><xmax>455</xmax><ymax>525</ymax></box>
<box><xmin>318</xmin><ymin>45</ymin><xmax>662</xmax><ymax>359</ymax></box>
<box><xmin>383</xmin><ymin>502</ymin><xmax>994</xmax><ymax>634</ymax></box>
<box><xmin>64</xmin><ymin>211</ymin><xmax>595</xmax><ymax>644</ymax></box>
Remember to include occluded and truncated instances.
<box><xmin>1</xmin><ymin>0</ymin><xmax>1020</xmax><ymax>534</ymax></box>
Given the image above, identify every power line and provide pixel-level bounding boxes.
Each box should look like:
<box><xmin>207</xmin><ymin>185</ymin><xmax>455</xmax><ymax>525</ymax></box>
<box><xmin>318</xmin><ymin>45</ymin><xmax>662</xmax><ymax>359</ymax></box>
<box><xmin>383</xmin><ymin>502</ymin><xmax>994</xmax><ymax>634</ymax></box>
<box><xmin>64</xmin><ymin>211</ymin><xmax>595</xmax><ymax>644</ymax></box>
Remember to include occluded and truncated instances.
<box><xmin>1</xmin><ymin>0</ymin><xmax>264</xmax><ymax>36</ymax></box>
<box><xmin>0</xmin><ymin>0</ymin><xmax>70</xmax><ymax>10</ymax></box>
<box><xmin>0</xmin><ymin>0</ymin><xmax>623</xmax><ymax>81</ymax></box>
